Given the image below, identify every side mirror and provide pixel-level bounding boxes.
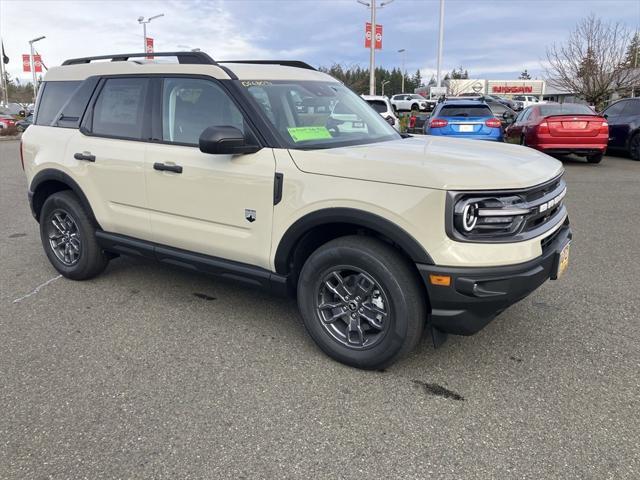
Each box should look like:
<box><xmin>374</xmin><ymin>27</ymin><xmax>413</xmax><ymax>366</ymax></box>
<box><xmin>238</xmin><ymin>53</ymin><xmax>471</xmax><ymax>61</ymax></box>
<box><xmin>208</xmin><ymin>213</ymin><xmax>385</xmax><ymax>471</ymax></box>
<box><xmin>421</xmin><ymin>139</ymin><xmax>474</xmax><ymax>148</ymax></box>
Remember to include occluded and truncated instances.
<box><xmin>199</xmin><ymin>126</ymin><xmax>260</xmax><ymax>155</ymax></box>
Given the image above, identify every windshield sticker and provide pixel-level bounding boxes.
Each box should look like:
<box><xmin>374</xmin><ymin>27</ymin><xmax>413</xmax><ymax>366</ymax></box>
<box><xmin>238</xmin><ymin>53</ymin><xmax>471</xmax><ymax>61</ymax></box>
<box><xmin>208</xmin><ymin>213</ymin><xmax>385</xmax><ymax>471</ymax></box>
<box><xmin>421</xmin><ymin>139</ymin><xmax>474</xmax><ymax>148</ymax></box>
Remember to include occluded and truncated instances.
<box><xmin>287</xmin><ymin>126</ymin><xmax>333</xmax><ymax>143</ymax></box>
<box><xmin>241</xmin><ymin>80</ymin><xmax>273</xmax><ymax>87</ymax></box>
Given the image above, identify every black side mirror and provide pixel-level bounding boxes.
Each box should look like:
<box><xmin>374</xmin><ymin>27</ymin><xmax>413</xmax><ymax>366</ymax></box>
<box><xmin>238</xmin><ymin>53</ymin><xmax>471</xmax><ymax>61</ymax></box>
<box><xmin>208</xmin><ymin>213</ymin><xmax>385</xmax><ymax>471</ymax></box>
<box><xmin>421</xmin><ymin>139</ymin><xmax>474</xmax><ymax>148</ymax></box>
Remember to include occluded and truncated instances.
<box><xmin>199</xmin><ymin>126</ymin><xmax>261</xmax><ymax>155</ymax></box>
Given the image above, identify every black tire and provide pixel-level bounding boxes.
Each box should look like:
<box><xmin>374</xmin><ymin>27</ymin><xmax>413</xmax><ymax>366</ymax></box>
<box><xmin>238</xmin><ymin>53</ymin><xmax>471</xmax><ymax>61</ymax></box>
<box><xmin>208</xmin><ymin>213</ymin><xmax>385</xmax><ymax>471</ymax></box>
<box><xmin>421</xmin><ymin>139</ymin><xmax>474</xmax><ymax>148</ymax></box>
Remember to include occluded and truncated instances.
<box><xmin>629</xmin><ymin>133</ymin><xmax>640</xmax><ymax>161</ymax></box>
<box><xmin>39</xmin><ymin>190</ymin><xmax>109</xmax><ymax>280</ymax></box>
<box><xmin>297</xmin><ymin>236</ymin><xmax>426</xmax><ymax>370</ymax></box>
<box><xmin>411</xmin><ymin>103</ymin><xmax>419</xmax><ymax>112</ymax></box>
<box><xmin>586</xmin><ymin>152</ymin><xmax>603</xmax><ymax>164</ymax></box>
<box><xmin>520</xmin><ymin>134</ymin><xmax>527</xmax><ymax>146</ymax></box>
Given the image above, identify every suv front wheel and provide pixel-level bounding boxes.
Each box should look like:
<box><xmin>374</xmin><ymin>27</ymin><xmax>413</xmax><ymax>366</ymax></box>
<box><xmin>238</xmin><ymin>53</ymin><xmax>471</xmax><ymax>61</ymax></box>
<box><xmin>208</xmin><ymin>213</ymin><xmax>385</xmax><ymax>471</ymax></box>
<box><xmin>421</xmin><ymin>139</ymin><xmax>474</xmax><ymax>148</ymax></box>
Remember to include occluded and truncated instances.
<box><xmin>297</xmin><ymin>236</ymin><xmax>426</xmax><ymax>369</ymax></box>
<box><xmin>39</xmin><ymin>191</ymin><xmax>109</xmax><ymax>280</ymax></box>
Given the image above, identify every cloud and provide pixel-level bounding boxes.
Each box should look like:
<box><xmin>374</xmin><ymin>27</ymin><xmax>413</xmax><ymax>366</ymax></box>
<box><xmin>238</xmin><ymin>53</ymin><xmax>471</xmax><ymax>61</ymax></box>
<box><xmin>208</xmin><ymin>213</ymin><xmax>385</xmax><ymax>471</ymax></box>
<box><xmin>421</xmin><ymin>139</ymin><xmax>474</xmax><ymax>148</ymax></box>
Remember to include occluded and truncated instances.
<box><xmin>1</xmin><ymin>0</ymin><xmax>638</xmax><ymax>82</ymax></box>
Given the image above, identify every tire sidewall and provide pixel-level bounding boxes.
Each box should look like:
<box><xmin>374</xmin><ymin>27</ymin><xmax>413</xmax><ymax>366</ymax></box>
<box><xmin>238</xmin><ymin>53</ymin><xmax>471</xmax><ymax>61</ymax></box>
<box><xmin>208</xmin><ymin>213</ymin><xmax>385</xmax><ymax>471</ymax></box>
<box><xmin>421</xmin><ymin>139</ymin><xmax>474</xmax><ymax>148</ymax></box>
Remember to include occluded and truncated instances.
<box><xmin>297</xmin><ymin>244</ymin><xmax>415</xmax><ymax>369</ymax></box>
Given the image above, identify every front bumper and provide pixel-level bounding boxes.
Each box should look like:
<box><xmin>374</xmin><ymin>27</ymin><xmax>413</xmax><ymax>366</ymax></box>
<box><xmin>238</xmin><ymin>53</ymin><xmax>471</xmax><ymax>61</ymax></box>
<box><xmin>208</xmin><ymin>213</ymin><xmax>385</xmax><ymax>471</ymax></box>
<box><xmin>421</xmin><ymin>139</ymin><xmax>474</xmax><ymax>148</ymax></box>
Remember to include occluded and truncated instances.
<box><xmin>417</xmin><ymin>221</ymin><xmax>572</xmax><ymax>335</ymax></box>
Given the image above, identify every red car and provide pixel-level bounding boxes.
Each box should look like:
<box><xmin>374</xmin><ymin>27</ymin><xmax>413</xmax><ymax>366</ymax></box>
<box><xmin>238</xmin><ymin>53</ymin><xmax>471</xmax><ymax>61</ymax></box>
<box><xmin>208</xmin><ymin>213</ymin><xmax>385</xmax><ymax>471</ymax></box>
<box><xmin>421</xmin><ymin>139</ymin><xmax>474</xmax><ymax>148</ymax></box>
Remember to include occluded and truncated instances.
<box><xmin>505</xmin><ymin>103</ymin><xmax>608</xmax><ymax>163</ymax></box>
<box><xmin>0</xmin><ymin>114</ymin><xmax>17</xmax><ymax>129</ymax></box>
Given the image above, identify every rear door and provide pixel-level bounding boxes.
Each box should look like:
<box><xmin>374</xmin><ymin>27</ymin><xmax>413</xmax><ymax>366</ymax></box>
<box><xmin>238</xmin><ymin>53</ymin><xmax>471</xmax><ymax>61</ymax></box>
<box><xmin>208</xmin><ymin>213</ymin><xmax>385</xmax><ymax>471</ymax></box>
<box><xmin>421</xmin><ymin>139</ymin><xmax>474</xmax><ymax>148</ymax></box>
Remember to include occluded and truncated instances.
<box><xmin>143</xmin><ymin>76</ymin><xmax>276</xmax><ymax>269</ymax></box>
<box><xmin>68</xmin><ymin>76</ymin><xmax>151</xmax><ymax>239</ymax></box>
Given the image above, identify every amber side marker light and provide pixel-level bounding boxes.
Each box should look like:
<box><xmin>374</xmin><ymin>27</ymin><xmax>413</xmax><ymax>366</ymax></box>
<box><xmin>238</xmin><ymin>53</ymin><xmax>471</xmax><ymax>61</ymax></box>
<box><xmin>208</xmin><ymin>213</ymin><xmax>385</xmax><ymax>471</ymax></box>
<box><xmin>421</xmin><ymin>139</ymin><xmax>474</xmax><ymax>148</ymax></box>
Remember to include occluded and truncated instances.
<box><xmin>429</xmin><ymin>274</ymin><xmax>451</xmax><ymax>287</ymax></box>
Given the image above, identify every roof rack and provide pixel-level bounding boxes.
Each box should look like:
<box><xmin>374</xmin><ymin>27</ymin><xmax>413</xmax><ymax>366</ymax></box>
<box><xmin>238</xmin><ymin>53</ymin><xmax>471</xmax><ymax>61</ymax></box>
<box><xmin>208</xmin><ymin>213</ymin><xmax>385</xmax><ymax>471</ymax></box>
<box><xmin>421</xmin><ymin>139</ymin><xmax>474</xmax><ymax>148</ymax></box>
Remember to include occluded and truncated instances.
<box><xmin>61</xmin><ymin>51</ymin><xmax>217</xmax><ymax>66</ymax></box>
<box><xmin>220</xmin><ymin>60</ymin><xmax>316</xmax><ymax>71</ymax></box>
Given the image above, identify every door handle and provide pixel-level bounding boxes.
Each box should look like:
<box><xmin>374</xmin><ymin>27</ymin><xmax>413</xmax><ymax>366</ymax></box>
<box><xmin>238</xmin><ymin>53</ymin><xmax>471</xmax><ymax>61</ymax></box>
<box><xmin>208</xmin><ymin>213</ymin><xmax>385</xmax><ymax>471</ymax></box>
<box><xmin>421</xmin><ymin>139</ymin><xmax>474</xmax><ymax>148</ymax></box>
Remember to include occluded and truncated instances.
<box><xmin>153</xmin><ymin>162</ymin><xmax>183</xmax><ymax>174</ymax></box>
<box><xmin>74</xmin><ymin>152</ymin><xmax>96</xmax><ymax>162</ymax></box>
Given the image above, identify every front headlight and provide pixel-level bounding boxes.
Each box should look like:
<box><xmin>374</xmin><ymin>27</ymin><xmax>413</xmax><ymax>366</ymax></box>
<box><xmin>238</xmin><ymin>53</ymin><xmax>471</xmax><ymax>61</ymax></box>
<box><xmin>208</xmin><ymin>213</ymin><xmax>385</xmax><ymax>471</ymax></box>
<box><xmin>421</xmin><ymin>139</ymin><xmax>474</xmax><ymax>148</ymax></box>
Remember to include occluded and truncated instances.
<box><xmin>446</xmin><ymin>175</ymin><xmax>568</xmax><ymax>243</ymax></box>
<box><xmin>453</xmin><ymin>195</ymin><xmax>529</xmax><ymax>239</ymax></box>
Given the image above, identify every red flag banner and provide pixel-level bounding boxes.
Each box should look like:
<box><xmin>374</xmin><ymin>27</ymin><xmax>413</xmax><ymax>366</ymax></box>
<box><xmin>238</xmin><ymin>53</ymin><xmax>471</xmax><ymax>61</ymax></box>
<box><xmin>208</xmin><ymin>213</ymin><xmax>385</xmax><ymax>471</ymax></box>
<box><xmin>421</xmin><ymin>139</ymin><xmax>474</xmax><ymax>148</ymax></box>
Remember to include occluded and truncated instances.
<box><xmin>365</xmin><ymin>22</ymin><xmax>372</xmax><ymax>48</ymax></box>
<box><xmin>22</xmin><ymin>54</ymin><xmax>31</xmax><ymax>72</ymax></box>
<box><xmin>145</xmin><ymin>37</ymin><xmax>154</xmax><ymax>59</ymax></box>
<box><xmin>33</xmin><ymin>54</ymin><xmax>42</xmax><ymax>73</ymax></box>
<box><xmin>365</xmin><ymin>23</ymin><xmax>382</xmax><ymax>50</ymax></box>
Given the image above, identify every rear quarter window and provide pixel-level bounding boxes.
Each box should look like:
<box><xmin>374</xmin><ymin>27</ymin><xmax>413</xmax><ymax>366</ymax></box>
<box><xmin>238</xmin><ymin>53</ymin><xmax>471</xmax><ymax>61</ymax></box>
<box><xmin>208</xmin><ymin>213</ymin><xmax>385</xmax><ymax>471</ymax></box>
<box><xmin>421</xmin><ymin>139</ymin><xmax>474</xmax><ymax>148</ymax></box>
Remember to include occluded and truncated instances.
<box><xmin>366</xmin><ymin>100</ymin><xmax>388</xmax><ymax>113</ymax></box>
<box><xmin>439</xmin><ymin>105</ymin><xmax>493</xmax><ymax>117</ymax></box>
<box><xmin>35</xmin><ymin>81</ymin><xmax>82</xmax><ymax>126</ymax></box>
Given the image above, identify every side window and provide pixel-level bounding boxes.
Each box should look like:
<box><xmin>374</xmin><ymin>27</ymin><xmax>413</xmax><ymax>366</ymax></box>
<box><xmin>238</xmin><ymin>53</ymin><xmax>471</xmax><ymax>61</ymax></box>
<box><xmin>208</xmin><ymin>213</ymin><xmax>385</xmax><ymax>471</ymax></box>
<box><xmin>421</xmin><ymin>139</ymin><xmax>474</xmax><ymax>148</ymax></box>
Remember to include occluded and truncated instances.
<box><xmin>92</xmin><ymin>78</ymin><xmax>149</xmax><ymax>139</ymax></box>
<box><xmin>604</xmin><ymin>101</ymin><xmax>626</xmax><ymax>117</ymax></box>
<box><xmin>162</xmin><ymin>77</ymin><xmax>244</xmax><ymax>145</ymax></box>
<box><xmin>622</xmin><ymin>100</ymin><xmax>640</xmax><ymax>115</ymax></box>
<box><xmin>35</xmin><ymin>81</ymin><xmax>81</xmax><ymax>126</ymax></box>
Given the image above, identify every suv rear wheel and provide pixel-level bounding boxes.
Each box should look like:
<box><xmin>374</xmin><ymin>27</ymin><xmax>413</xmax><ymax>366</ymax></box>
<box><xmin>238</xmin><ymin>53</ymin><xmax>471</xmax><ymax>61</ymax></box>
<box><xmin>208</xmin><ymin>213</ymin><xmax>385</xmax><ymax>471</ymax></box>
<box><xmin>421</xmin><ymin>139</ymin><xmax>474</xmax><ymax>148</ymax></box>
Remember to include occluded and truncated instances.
<box><xmin>40</xmin><ymin>191</ymin><xmax>109</xmax><ymax>280</ymax></box>
<box><xmin>297</xmin><ymin>236</ymin><xmax>426</xmax><ymax>369</ymax></box>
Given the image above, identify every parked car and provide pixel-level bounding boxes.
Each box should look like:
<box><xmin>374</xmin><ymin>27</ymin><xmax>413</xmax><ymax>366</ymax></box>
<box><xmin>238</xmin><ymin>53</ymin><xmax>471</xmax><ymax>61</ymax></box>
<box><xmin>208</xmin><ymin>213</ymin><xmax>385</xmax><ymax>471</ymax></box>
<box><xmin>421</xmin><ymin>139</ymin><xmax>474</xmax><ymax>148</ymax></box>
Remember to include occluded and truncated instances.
<box><xmin>0</xmin><ymin>114</ymin><xmax>17</xmax><ymax>129</ymax></box>
<box><xmin>390</xmin><ymin>93</ymin><xmax>428</xmax><ymax>112</ymax></box>
<box><xmin>21</xmin><ymin>51</ymin><xmax>572</xmax><ymax>370</ymax></box>
<box><xmin>483</xmin><ymin>99</ymin><xmax>517</xmax><ymax>128</ymax></box>
<box><xmin>505</xmin><ymin>103</ymin><xmax>608</xmax><ymax>163</ymax></box>
<box><xmin>424</xmin><ymin>99</ymin><xmax>503</xmax><ymax>141</ymax></box>
<box><xmin>407</xmin><ymin>112</ymin><xmax>430</xmax><ymax>134</ymax></box>
<box><xmin>16</xmin><ymin>113</ymin><xmax>34</xmax><ymax>132</ymax></box>
<box><xmin>601</xmin><ymin>98</ymin><xmax>640</xmax><ymax>161</ymax></box>
<box><xmin>512</xmin><ymin>95</ymin><xmax>545</xmax><ymax>109</ymax></box>
<box><xmin>361</xmin><ymin>95</ymin><xmax>400</xmax><ymax>131</ymax></box>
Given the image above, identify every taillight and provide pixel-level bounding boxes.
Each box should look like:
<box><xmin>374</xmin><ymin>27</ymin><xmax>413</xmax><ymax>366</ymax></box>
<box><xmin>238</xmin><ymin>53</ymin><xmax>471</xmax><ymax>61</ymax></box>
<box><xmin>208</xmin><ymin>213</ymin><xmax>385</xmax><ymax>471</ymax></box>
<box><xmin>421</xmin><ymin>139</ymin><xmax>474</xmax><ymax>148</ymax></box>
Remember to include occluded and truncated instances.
<box><xmin>430</xmin><ymin>118</ymin><xmax>448</xmax><ymax>128</ymax></box>
<box><xmin>600</xmin><ymin>121</ymin><xmax>609</xmax><ymax>134</ymax></box>
<box><xmin>409</xmin><ymin>116</ymin><xmax>416</xmax><ymax>128</ymax></box>
<box><xmin>485</xmin><ymin>118</ymin><xmax>502</xmax><ymax>128</ymax></box>
<box><xmin>537</xmin><ymin>121</ymin><xmax>550</xmax><ymax>134</ymax></box>
<box><xmin>19</xmin><ymin>140</ymin><xmax>25</xmax><ymax>170</ymax></box>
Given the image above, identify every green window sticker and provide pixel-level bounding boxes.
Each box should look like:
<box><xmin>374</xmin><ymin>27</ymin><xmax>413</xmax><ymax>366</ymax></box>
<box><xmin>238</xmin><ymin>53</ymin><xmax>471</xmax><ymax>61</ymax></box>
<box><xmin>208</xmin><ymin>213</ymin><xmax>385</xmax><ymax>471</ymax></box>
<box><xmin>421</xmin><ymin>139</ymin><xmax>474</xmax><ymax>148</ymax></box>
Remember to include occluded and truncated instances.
<box><xmin>287</xmin><ymin>126</ymin><xmax>332</xmax><ymax>143</ymax></box>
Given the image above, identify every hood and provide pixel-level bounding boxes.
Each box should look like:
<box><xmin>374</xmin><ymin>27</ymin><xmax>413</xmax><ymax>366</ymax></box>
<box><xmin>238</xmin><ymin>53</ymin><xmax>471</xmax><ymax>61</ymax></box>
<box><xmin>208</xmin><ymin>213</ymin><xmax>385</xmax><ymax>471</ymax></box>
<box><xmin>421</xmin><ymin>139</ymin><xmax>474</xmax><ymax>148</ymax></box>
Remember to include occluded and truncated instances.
<box><xmin>288</xmin><ymin>136</ymin><xmax>564</xmax><ymax>191</ymax></box>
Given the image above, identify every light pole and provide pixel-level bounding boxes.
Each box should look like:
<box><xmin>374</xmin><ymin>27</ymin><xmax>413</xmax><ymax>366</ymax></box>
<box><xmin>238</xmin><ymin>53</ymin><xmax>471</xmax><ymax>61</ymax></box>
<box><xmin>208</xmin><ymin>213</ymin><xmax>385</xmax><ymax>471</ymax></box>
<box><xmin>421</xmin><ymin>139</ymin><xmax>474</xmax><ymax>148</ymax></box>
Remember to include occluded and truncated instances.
<box><xmin>398</xmin><ymin>48</ymin><xmax>406</xmax><ymax>93</ymax></box>
<box><xmin>358</xmin><ymin>0</ymin><xmax>394</xmax><ymax>95</ymax></box>
<box><xmin>137</xmin><ymin>14</ymin><xmax>164</xmax><ymax>53</ymax></box>
<box><xmin>436</xmin><ymin>0</ymin><xmax>445</xmax><ymax>88</ymax></box>
<box><xmin>381</xmin><ymin>79</ymin><xmax>390</xmax><ymax>96</ymax></box>
<box><xmin>28</xmin><ymin>36</ymin><xmax>45</xmax><ymax>103</ymax></box>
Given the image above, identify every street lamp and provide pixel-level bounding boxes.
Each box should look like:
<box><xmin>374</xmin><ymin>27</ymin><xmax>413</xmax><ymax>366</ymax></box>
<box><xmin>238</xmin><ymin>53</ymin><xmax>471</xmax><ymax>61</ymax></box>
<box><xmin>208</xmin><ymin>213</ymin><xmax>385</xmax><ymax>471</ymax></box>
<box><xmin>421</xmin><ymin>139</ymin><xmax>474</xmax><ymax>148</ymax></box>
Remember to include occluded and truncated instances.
<box><xmin>28</xmin><ymin>36</ymin><xmax>45</xmax><ymax>103</ymax></box>
<box><xmin>357</xmin><ymin>0</ymin><xmax>394</xmax><ymax>95</ymax></box>
<box><xmin>398</xmin><ymin>48</ymin><xmax>406</xmax><ymax>93</ymax></box>
<box><xmin>138</xmin><ymin>14</ymin><xmax>164</xmax><ymax>53</ymax></box>
<box><xmin>381</xmin><ymin>79</ymin><xmax>390</xmax><ymax>96</ymax></box>
<box><xmin>436</xmin><ymin>0</ymin><xmax>445</xmax><ymax>88</ymax></box>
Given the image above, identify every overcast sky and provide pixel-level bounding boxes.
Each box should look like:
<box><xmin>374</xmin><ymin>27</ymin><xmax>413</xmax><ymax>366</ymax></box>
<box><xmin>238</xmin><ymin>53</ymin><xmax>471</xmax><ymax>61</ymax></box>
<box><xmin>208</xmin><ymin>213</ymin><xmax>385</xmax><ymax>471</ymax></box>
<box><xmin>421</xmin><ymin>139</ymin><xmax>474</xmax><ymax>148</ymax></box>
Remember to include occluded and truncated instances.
<box><xmin>1</xmin><ymin>0</ymin><xmax>639</xmax><ymax>83</ymax></box>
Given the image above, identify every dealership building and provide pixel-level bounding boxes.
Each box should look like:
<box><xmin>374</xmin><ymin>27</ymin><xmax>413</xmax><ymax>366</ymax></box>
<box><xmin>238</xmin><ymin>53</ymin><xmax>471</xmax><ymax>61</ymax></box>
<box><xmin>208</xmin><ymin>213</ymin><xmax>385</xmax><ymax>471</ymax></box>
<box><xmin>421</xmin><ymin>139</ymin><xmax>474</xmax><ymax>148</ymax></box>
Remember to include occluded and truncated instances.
<box><xmin>444</xmin><ymin>79</ymin><xmax>546</xmax><ymax>99</ymax></box>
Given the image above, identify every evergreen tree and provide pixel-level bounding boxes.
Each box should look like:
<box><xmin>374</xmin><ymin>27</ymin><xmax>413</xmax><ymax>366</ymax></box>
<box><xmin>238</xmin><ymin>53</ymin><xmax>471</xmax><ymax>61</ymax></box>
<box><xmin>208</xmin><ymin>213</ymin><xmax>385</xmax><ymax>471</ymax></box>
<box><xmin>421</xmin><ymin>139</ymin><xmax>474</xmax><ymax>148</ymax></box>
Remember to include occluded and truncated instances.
<box><xmin>519</xmin><ymin>69</ymin><xmax>532</xmax><ymax>80</ymax></box>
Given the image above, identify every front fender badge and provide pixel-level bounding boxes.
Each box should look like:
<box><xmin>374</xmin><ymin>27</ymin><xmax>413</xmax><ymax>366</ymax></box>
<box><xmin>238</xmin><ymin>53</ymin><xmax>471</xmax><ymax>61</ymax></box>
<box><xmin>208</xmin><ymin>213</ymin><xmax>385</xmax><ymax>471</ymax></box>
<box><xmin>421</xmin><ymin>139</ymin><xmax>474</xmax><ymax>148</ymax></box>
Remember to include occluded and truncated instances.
<box><xmin>245</xmin><ymin>209</ymin><xmax>256</xmax><ymax>223</ymax></box>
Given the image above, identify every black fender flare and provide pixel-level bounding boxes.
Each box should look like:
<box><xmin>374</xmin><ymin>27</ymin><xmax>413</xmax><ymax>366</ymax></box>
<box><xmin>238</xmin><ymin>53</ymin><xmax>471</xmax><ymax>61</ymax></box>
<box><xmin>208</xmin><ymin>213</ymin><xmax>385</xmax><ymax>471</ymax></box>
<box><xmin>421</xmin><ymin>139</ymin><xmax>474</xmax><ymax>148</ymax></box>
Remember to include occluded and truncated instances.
<box><xmin>29</xmin><ymin>168</ymin><xmax>98</xmax><ymax>225</ymax></box>
<box><xmin>274</xmin><ymin>207</ymin><xmax>433</xmax><ymax>274</ymax></box>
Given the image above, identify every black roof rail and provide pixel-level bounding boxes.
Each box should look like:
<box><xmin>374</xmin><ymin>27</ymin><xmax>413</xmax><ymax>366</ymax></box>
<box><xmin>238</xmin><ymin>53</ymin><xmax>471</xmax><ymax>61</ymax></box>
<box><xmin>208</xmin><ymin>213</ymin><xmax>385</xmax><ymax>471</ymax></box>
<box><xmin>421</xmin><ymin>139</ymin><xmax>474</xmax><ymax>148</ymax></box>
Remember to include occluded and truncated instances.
<box><xmin>220</xmin><ymin>60</ymin><xmax>317</xmax><ymax>71</ymax></box>
<box><xmin>61</xmin><ymin>51</ymin><xmax>217</xmax><ymax>66</ymax></box>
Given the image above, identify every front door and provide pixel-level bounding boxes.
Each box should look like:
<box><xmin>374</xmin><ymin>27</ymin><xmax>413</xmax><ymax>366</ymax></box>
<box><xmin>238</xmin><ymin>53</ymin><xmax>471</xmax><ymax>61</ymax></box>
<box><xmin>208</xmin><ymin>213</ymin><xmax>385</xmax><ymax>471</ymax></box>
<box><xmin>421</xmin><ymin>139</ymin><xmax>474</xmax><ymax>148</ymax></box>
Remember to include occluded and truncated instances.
<box><xmin>144</xmin><ymin>77</ymin><xmax>276</xmax><ymax>269</ymax></box>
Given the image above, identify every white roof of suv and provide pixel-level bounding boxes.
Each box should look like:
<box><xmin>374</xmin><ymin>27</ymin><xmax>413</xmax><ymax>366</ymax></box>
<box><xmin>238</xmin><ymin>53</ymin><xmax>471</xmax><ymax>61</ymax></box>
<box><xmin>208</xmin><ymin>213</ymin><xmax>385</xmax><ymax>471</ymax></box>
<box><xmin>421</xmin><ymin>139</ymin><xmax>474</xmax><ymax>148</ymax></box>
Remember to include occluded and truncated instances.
<box><xmin>43</xmin><ymin>51</ymin><xmax>335</xmax><ymax>83</ymax></box>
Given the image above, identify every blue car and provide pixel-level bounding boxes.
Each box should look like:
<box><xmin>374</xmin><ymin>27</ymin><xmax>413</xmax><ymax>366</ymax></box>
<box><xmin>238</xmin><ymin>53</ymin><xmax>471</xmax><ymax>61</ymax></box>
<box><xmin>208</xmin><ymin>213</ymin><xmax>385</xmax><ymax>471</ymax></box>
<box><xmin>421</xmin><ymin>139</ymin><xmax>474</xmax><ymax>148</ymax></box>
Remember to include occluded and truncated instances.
<box><xmin>424</xmin><ymin>99</ymin><xmax>503</xmax><ymax>141</ymax></box>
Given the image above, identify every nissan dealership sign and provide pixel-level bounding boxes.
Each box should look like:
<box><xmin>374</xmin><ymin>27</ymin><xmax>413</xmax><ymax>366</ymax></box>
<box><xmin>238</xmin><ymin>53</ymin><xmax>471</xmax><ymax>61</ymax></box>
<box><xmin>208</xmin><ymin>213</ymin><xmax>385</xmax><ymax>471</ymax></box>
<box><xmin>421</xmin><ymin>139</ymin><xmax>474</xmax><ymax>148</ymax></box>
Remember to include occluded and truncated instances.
<box><xmin>487</xmin><ymin>80</ymin><xmax>545</xmax><ymax>96</ymax></box>
<box><xmin>446</xmin><ymin>79</ymin><xmax>545</xmax><ymax>97</ymax></box>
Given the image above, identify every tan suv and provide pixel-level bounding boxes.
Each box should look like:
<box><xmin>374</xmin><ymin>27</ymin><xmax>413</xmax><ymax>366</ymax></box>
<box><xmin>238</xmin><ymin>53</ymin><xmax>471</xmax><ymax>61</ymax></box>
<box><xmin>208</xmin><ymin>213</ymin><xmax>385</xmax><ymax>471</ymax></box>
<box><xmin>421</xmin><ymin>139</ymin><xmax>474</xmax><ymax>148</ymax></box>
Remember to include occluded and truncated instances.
<box><xmin>21</xmin><ymin>52</ymin><xmax>572</xmax><ymax>369</ymax></box>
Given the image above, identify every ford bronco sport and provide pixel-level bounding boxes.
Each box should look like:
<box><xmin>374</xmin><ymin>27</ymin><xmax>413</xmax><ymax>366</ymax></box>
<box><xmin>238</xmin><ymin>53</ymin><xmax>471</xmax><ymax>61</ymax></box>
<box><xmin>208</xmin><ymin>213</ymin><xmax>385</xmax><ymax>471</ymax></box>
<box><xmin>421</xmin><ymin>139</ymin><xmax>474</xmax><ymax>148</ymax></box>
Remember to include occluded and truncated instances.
<box><xmin>21</xmin><ymin>52</ymin><xmax>572</xmax><ymax>370</ymax></box>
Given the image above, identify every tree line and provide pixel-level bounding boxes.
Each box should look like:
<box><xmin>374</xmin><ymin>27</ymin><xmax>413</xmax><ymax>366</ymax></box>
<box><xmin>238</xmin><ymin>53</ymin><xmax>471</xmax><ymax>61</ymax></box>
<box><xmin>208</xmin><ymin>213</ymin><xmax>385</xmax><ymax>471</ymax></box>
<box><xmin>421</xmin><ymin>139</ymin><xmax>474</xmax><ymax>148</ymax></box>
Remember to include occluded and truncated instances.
<box><xmin>318</xmin><ymin>64</ymin><xmax>424</xmax><ymax>96</ymax></box>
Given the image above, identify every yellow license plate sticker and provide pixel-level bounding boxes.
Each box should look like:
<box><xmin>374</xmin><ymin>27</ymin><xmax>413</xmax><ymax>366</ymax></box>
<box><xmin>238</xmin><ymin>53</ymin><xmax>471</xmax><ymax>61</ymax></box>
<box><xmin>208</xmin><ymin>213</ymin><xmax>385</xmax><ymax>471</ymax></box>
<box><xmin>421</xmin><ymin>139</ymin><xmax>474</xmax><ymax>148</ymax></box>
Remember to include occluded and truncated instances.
<box><xmin>557</xmin><ymin>243</ymin><xmax>570</xmax><ymax>278</ymax></box>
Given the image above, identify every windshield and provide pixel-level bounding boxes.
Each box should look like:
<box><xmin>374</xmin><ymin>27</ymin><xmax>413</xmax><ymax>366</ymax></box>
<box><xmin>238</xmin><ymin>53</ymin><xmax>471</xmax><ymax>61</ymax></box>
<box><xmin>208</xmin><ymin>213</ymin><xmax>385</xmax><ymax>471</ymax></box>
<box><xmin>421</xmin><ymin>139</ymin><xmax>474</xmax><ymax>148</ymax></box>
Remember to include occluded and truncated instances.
<box><xmin>243</xmin><ymin>80</ymin><xmax>400</xmax><ymax>149</ymax></box>
<box><xmin>439</xmin><ymin>104</ymin><xmax>493</xmax><ymax>117</ymax></box>
<box><xmin>539</xmin><ymin>104</ymin><xmax>594</xmax><ymax>116</ymax></box>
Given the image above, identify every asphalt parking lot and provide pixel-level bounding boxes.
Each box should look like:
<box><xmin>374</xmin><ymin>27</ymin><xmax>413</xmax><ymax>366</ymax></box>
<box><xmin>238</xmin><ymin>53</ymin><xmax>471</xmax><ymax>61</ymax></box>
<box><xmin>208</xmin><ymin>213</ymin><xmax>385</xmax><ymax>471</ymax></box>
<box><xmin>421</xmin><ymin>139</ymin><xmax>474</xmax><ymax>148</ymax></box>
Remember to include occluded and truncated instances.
<box><xmin>1</xmin><ymin>139</ymin><xmax>639</xmax><ymax>479</ymax></box>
